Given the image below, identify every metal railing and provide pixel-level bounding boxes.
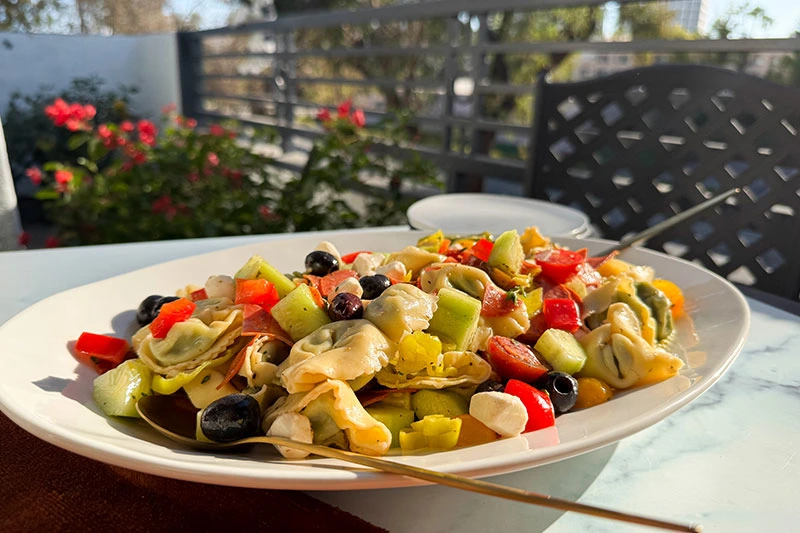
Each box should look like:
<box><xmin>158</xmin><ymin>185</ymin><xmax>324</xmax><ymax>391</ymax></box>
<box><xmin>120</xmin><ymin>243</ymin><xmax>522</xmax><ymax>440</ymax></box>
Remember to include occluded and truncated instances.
<box><xmin>177</xmin><ymin>0</ymin><xmax>800</xmax><ymax>196</ymax></box>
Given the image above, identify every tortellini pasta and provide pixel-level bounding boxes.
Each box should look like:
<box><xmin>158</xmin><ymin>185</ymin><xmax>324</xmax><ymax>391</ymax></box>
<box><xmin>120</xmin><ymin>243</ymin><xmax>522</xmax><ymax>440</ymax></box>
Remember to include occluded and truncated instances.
<box><xmin>363</xmin><ymin>284</ymin><xmax>438</xmax><ymax>343</ymax></box>
<box><xmin>263</xmin><ymin>379</ymin><xmax>392</xmax><ymax>456</ymax></box>
<box><xmin>386</xmin><ymin>246</ymin><xmax>445</xmax><ymax>277</ymax></box>
<box><xmin>418</xmin><ymin>263</ymin><xmax>492</xmax><ymax>300</ymax></box>
<box><xmin>278</xmin><ymin>320</ymin><xmax>396</xmax><ymax>394</ymax></box>
<box><xmin>133</xmin><ymin>299</ymin><xmax>242</xmax><ymax>377</ymax></box>
<box><xmin>578</xmin><ymin>303</ymin><xmax>683</xmax><ymax>388</ymax></box>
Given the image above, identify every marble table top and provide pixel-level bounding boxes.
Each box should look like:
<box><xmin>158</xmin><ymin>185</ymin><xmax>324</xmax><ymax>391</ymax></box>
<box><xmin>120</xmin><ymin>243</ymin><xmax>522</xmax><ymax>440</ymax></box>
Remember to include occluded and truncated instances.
<box><xmin>1</xmin><ymin>228</ymin><xmax>797</xmax><ymax>532</ymax></box>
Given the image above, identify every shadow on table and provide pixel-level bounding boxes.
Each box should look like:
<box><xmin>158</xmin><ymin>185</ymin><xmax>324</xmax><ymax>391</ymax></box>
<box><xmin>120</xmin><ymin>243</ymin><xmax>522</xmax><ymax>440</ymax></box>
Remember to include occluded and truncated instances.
<box><xmin>314</xmin><ymin>443</ymin><xmax>618</xmax><ymax>533</ymax></box>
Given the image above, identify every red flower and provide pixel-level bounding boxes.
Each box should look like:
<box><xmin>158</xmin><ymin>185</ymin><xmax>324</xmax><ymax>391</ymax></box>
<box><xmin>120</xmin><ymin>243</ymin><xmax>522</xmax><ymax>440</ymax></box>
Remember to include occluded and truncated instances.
<box><xmin>45</xmin><ymin>236</ymin><xmax>60</xmax><ymax>248</ymax></box>
<box><xmin>97</xmin><ymin>124</ymin><xmax>113</xmax><ymax>139</ymax></box>
<box><xmin>337</xmin><ymin>100</ymin><xmax>352</xmax><ymax>118</ymax></box>
<box><xmin>206</xmin><ymin>152</ymin><xmax>219</xmax><ymax>167</ymax></box>
<box><xmin>188</xmin><ymin>172</ymin><xmax>199</xmax><ymax>183</ymax></box>
<box><xmin>120</xmin><ymin>121</ymin><xmax>135</xmax><ymax>133</ymax></box>
<box><xmin>259</xmin><ymin>205</ymin><xmax>277</xmax><ymax>220</ymax></box>
<box><xmin>316</xmin><ymin>108</ymin><xmax>332</xmax><ymax>122</ymax></box>
<box><xmin>152</xmin><ymin>195</ymin><xmax>177</xmax><ymax>220</ymax></box>
<box><xmin>65</xmin><ymin>118</ymin><xmax>83</xmax><ymax>132</ymax></box>
<box><xmin>54</xmin><ymin>170</ymin><xmax>73</xmax><ymax>185</ymax></box>
<box><xmin>83</xmin><ymin>104</ymin><xmax>96</xmax><ymax>120</ymax></box>
<box><xmin>162</xmin><ymin>103</ymin><xmax>177</xmax><ymax>114</ymax></box>
<box><xmin>138</xmin><ymin>119</ymin><xmax>158</xmax><ymax>146</ymax></box>
<box><xmin>186</xmin><ymin>118</ymin><xmax>197</xmax><ymax>128</ymax></box>
<box><xmin>351</xmin><ymin>109</ymin><xmax>366</xmax><ymax>128</ymax></box>
<box><xmin>209</xmin><ymin>124</ymin><xmax>226</xmax><ymax>137</ymax></box>
<box><xmin>45</xmin><ymin>98</ymin><xmax>70</xmax><ymax>126</ymax></box>
<box><xmin>26</xmin><ymin>167</ymin><xmax>43</xmax><ymax>185</ymax></box>
<box><xmin>18</xmin><ymin>231</ymin><xmax>31</xmax><ymax>247</ymax></box>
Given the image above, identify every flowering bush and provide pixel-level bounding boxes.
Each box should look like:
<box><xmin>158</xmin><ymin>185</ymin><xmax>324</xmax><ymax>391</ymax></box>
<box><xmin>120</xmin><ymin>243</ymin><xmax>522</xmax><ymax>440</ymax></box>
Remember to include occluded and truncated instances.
<box><xmin>28</xmin><ymin>104</ymin><xmax>282</xmax><ymax>246</ymax></box>
<box><xmin>22</xmin><ymin>98</ymin><xmax>441</xmax><ymax>247</ymax></box>
<box><xmin>274</xmin><ymin>100</ymin><xmax>441</xmax><ymax>231</ymax></box>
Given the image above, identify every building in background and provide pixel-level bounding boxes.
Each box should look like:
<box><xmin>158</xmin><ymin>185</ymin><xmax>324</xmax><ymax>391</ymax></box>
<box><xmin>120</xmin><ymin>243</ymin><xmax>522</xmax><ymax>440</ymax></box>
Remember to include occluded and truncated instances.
<box><xmin>664</xmin><ymin>0</ymin><xmax>710</xmax><ymax>34</ymax></box>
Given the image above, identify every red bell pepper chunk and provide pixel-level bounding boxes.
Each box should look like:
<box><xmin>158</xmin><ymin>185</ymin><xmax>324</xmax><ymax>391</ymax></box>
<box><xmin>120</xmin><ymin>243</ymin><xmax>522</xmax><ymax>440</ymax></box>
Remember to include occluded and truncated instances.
<box><xmin>341</xmin><ymin>250</ymin><xmax>370</xmax><ymax>264</ymax></box>
<box><xmin>486</xmin><ymin>336</ymin><xmax>549</xmax><ymax>383</ymax></box>
<box><xmin>542</xmin><ymin>298</ymin><xmax>582</xmax><ymax>332</ymax></box>
<box><xmin>470</xmin><ymin>238</ymin><xmax>494</xmax><ymax>262</ymax></box>
<box><xmin>535</xmin><ymin>248</ymin><xmax>585</xmax><ymax>284</ymax></box>
<box><xmin>190</xmin><ymin>288</ymin><xmax>208</xmax><ymax>302</ymax></box>
<box><xmin>235</xmin><ymin>278</ymin><xmax>280</xmax><ymax>311</ymax></box>
<box><xmin>74</xmin><ymin>332</ymin><xmax>130</xmax><ymax>373</ymax></box>
<box><xmin>149</xmin><ymin>298</ymin><xmax>196</xmax><ymax>339</ymax></box>
<box><xmin>504</xmin><ymin>378</ymin><xmax>556</xmax><ymax>433</ymax></box>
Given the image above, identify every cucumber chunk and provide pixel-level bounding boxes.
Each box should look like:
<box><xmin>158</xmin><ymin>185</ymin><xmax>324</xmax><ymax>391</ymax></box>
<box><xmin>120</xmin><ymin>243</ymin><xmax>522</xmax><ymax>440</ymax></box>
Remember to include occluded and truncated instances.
<box><xmin>365</xmin><ymin>402</ymin><xmax>415</xmax><ymax>448</ymax></box>
<box><xmin>426</xmin><ymin>287</ymin><xmax>481</xmax><ymax>351</ymax></box>
<box><xmin>271</xmin><ymin>284</ymin><xmax>331</xmax><ymax>341</ymax></box>
<box><xmin>92</xmin><ymin>359</ymin><xmax>153</xmax><ymax>418</ymax></box>
<box><xmin>534</xmin><ymin>328</ymin><xmax>587</xmax><ymax>375</ymax></box>
<box><xmin>234</xmin><ymin>255</ymin><xmax>296</xmax><ymax>298</ymax></box>
<box><xmin>488</xmin><ymin>230</ymin><xmax>524</xmax><ymax>275</ymax></box>
<box><xmin>411</xmin><ymin>389</ymin><xmax>469</xmax><ymax>419</ymax></box>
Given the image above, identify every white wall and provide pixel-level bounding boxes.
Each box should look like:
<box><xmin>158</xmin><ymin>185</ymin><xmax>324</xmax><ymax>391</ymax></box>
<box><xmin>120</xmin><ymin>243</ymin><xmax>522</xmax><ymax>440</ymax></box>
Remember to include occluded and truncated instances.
<box><xmin>0</xmin><ymin>32</ymin><xmax>181</xmax><ymax>119</ymax></box>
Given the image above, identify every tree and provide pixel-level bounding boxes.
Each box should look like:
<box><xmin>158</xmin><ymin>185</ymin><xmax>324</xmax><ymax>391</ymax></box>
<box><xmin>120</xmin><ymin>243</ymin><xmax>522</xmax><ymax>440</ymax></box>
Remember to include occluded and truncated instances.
<box><xmin>710</xmin><ymin>2</ymin><xmax>774</xmax><ymax>70</ymax></box>
<box><xmin>73</xmin><ymin>0</ymin><xmax>201</xmax><ymax>34</ymax></box>
<box><xmin>0</xmin><ymin>0</ymin><xmax>63</xmax><ymax>31</ymax></box>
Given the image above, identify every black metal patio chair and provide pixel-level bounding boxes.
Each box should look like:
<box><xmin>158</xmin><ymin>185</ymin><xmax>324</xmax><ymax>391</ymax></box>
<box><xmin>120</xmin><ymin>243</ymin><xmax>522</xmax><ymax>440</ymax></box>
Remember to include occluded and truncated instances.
<box><xmin>526</xmin><ymin>64</ymin><xmax>800</xmax><ymax>301</ymax></box>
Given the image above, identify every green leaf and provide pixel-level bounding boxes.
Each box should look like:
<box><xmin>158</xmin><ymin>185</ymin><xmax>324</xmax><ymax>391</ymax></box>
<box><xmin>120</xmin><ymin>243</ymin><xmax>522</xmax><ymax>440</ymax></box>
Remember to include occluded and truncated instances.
<box><xmin>67</xmin><ymin>133</ymin><xmax>89</xmax><ymax>151</ymax></box>
<box><xmin>42</xmin><ymin>162</ymin><xmax>60</xmax><ymax>172</ymax></box>
<box><xmin>35</xmin><ymin>190</ymin><xmax>60</xmax><ymax>200</ymax></box>
<box><xmin>76</xmin><ymin>157</ymin><xmax>99</xmax><ymax>173</ymax></box>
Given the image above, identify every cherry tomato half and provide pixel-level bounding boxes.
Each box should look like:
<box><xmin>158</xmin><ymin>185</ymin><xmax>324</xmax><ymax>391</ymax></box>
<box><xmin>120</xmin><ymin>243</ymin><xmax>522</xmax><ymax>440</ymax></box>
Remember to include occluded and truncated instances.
<box><xmin>504</xmin><ymin>378</ymin><xmax>556</xmax><ymax>433</ymax></box>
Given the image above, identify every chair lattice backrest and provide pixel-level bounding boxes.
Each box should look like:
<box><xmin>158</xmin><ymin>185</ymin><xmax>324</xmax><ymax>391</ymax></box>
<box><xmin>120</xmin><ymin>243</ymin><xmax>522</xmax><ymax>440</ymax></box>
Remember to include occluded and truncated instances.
<box><xmin>527</xmin><ymin>64</ymin><xmax>800</xmax><ymax>301</ymax></box>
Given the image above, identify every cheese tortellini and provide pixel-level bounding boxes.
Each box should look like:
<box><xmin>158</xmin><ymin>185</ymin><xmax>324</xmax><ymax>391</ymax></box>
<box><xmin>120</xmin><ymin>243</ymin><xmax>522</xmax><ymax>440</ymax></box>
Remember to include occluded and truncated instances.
<box><xmin>363</xmin><ymin>284</ymin><xmax>438</xmax><ymax>342</ymax></box>
<box><xmin>133</xmin><ymin>298</ymin><xmax>242</xmax><ymax>377</ymax></box>
<box><xmin>278</xmin><ymin>320</ymin><xmax>395</xmax><ymax>394</ymax></box>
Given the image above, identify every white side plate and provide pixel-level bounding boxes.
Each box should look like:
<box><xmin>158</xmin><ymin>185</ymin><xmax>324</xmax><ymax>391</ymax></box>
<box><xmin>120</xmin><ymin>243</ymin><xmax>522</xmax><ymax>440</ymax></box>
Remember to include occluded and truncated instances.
<box><xmin>407</xmin><ymin>194</ymin><xmax>591</xmax><ymax>237</ymax></box>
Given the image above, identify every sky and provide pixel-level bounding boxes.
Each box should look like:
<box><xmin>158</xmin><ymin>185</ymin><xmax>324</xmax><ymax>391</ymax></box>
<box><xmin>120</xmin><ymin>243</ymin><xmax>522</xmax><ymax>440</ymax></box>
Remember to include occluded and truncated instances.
<box><xmin>174</xmin><ymin>0</ymin><xmax>800</xmax><ymax>37</ymax></box>
<box><xmin>706</xmin><ymin>0</ymin><xmax>800</xmax><ymax>37</ymax></box>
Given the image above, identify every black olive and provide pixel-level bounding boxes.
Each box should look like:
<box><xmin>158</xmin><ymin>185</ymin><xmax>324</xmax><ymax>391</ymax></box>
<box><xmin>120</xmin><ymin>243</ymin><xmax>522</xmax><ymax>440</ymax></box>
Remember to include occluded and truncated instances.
<box><xmin>539</xmin><ymin>371</ymin><xmax>579</xmax><ymax>414</ymax></box>
<box><xmin>200</xmin><ymin>394</ymin><xmax>262</xmax><ymax>443</ymax></box>
<box><xmin>359</xmin><ymin>274</ymin><xmax>391</xmax><ymax>300</ymax></box>
<box><xmin>328</xmin><ymin>292</ymin><xmax>364</xmax><ymax>321</ymax></box>
<box><xmin>136</xmin><ymin>295</ymin><xmax>180</xmax><ymax>326</ymax></box>
<box><xmin>475</xmin><ymin>380</ymin><xmax>505</xmax><ymax>395</ymax></box>
<box><xmin>305</xmin><ymin>251</ymin><xmax>339</xmax><ymax>276</ymax></box>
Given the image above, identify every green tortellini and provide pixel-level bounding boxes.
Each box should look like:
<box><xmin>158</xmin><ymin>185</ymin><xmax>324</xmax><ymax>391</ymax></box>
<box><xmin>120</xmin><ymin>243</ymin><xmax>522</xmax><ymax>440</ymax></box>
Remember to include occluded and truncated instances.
<box><xmin>578</xmin><ymin>303</ymin><xmax>683</xmax><ymax>388</ymax></box>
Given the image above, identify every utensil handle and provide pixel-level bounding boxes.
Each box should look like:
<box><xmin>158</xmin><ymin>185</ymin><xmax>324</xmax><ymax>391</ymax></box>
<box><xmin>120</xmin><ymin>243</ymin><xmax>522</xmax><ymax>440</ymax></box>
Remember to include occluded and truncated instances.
<box><xmin>256</xmin><ymin>436</ymin><xmax>700</xmax><ymax>532</ymax></box>
<box><xmin>597</xmin><ymin>187</ymin><xmax>740</xmax><ymax>256</ymax></box>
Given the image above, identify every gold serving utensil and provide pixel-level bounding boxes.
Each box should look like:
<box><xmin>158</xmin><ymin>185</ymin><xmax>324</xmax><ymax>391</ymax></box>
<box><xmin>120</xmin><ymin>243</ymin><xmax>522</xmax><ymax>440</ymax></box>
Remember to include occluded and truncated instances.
<box><xmin>137</xmin><ymin>395</ymin><xmax>701</xmax><ymax>532</ymax></box>
<box><xmin>595</xmin><ymin>187</ymin><xmax>740</xmax><ymax>256</ymax></box>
